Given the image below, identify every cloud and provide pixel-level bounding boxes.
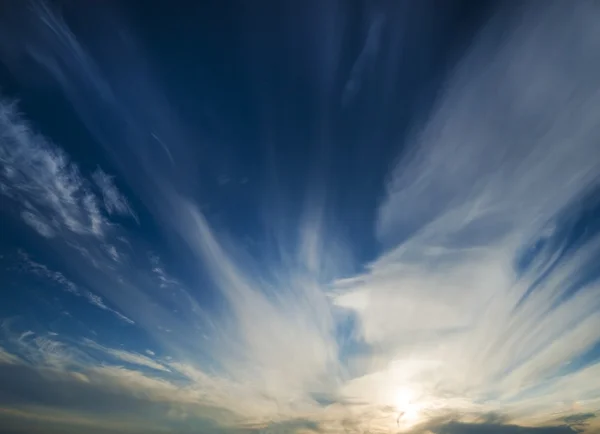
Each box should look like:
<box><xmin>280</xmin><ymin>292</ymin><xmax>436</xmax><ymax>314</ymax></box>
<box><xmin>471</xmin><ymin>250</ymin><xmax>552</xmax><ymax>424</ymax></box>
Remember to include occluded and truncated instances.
<box><xmin>92</xmin><ymin>168</ymin><xmax>137</xmax><ymax>221</ymax></box>
<box><xmin>20</xmin><ymin>251</ymin><xmax>134</xmax><ymax>324</ymax></box>
<box><xmin>0</xmin><ymin>1</ymin><xmax>599</xmax><ymax>433</ymax></box>
<box><xmin>3</xmin><ymin>322</ymin><xmax>167</xmax><ymax>380</ymax></box>
<box><xmin>167</xmin><ymin>202</ymin><xmax>340</xmax><ymax>414</ymax></box>
<box><xmin>0</xmin><ymin>364</ymin><xmax>195</xmax><ymax>433</ymax></box>
<box><xmin>0</xmin><ymin>97</ymin><xmax>138</xmax><ymax>242</ymax></box>
<box><xmin>0</xmin><ymin>345</ymin><xmax>21</xmax><ymax>365</ymax></box>
<box><xmin>561</xmin><ymin>413</ymin><xmax>597</xmax><ymax>433</ymax></box>
<box><xmin>20</xmin><ymin>210</ymin><xmax>55</xmax><ymax>238</ymax></box>
<box><xmin>0</xmin><ymin>100</ymin><xmax>106</xmax><ymax>238</ymax></box>
<box><xmin>428</xmin><ymin>421</ymin><xmax>579</xmax><ymax>434</ymax></box>
<box><xmin>82</xmin><ymin>339</ymin><xmax>169</xmax><ymax>373</ymax></box>
<box><xmin>0</xmin><ymin>406</ymin><xmax>173</xmax><ymax>434</ymax></box>
<box><xmin>20</xmin><ymin>251</ymin><xmax>79</xmax><ymax>294</ymax></box>
<box><xmin>0</xmin><ymin>324</ymin><xmax>88</xmax><ymax>371</ymax></box>
<box><xmin>334</xmin><ymin>0</ymin><xmax>600</xmax><ymax>428</ymax></box>
<box><xmin>148</xmin><ymin>253</ymin><xmax>180</xmax><ymax>289</ymax></box>
<box><xmin>342</xmin><ymin>12</ymin><xmax>385</xmax><ymax>106</ymax></box>
<box><xmin>105</xmin><ymin>244</ymin><xmax>120</xmax><ymax>262</ymax></box>
<box><xmin>562</xmin><ymin>413</ymin><xmax>595</xmax><ymax>425</ymax></box>
<box><xmin>0</xmin><ymin>328</ymin><xmax>249</xmax><ymax>432</ymax></box>
<box><xmin>111</xmin><ymin>310</ymin><xmax>136</xmax><ymax>325</ymax></box>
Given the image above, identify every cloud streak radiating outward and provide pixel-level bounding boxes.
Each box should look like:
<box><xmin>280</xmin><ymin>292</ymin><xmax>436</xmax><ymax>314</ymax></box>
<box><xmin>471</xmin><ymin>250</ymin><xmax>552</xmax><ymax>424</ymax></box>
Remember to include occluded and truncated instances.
<box><xmin>18</xmin><ymin>251</ymin><xmax>134</xmax><ymax>324</ymax></box>
<box><xmin>336</xmin><ymin>2</ymin><xmax>600</xmax><ymax>428</ymax></box>
<box><xmin>0</xmin><ymin>1</ymin><xmax>599</xmax><ymax>434</ymax></box>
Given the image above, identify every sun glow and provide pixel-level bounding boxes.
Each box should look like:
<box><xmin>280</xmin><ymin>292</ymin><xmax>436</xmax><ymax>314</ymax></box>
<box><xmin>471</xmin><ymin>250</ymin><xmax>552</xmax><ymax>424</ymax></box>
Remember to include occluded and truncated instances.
<box><xmin>394</xmin><ymin>387</ymin><xmax>421</xmax><ymax>424</ymax></box>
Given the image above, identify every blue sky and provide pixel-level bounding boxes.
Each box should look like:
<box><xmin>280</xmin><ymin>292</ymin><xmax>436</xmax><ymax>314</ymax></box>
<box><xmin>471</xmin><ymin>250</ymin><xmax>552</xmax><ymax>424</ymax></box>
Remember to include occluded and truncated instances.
<box><xmin>0</xmin><ymin>1</ymin><xmax>599</xmax><ymax>433</ymax></box>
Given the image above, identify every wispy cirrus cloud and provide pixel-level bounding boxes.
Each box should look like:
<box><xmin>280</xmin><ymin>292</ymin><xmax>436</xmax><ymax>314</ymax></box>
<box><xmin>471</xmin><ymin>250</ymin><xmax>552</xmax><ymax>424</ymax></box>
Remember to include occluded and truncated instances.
<box><xmin>1</xmin><ymin>322</ymin><xmax>89</xmax><ymax>370</ymax></box>
<box><xmin>0</xmin><ymin>1</ymin><xmax>599</xmax><ymax>434</ymax></box>
<box><xmin>0</xmin><ymin>322</ymin><xmax>261</xmax><ymax>431</ymax></box>
<box><xmin>20</xmin><ymin>209</ymin><xmax>55</xmax><ymax>238</ymax></box>
<box><xmin>342</xmin><ymin>11</ymin><xmax>385</xmax><ymax>106</ymax></box>
<box><xmin>0</xmin><ymin>4</ymin><xmax>343</xmax><ymax>421</ymax></box>
<box><xmin>0</xmin><ymin>99</ymin><xmax>135</xmax><ymax>240</ymax></box>
<box><xmin>20</xmin><ymin>251</ymin><xmax>78</xmax><ymax>294</ymax></box>
<box><xmin>334</xmin><ymin>0</ymin><xmax>600</xmax><ymax>429</ymax></box>
<box><xmin>148</xmin><ymin>253</ymin><xmax>180</xmax><ymax>290</ymax></box>
<box><xmin>82</xmin><ymin>338</ymin><xmax>170</xmax><ymax>373</ymax></box>
<box><xmin>92</xmin><ymin>168</ymin><xmax>138</xmax><ymax>222</ymax></box>
<box><xmin>0</xmin><ymin>345</ymin><xmax>21</xmax><ymax>365</ymax></box>
<box><xmin>19</xmin><ymin>251</ymin><xmax>134</xmax><ymax>324</ymax></box>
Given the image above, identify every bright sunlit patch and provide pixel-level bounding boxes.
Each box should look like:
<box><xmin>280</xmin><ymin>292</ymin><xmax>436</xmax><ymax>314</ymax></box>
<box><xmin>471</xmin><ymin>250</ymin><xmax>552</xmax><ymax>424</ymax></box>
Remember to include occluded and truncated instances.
<box><xmin>394</xmin><ymin>386</ymin><xmax>421</xmax><ymax>424</ymax></box>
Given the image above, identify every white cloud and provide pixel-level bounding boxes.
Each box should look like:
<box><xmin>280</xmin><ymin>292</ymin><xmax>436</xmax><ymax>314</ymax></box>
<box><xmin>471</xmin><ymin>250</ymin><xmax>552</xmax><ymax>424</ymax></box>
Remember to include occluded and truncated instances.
<box><xmin>1</xmin><ymin>1</ymin><xmax>599</xmax><ymax>432</ymax></box>
<box><xmin>20</xmin><ymin>210</ymin><xmax>55</xmax><ymax>238</ymax></box>
<box><xmin>342</xmin><ymin>12</ymin><xmax>385</xmax><ymax>106</ymax></box>
<box><xmin>148</xmin><ymin>253</ymin><xmax>179</xmax><ymax>289</ymax></box>
<box><xmin>112</xmin><ymin>310</ymin><xmax>136</xmax><ymax>325</ymax></box>
<box><xmin>170</xmin><ymin>202</ymin><xmax>340</xmax><ymax>409</ymax></box>
<box><xmin>0</xmin><ymin>96</ymin><xmax>137</xmax><ymax>244</ymax></box>
<box><xmin>0</xmin><ymin>99</ymin><xmax>108</xmax><ymax>238</ymax></box>
<box><xmin>0</xmin><ymin>324</ymin><xmax>88</xmax><ymax>370</ymax></box>
<box><xmin>21</xmin><ymin>252</ymin><xmax>79</xmax><ymax>295</ymax></box>
<box><xmin>82</xmin><ymin>339</ymin><xmax>170</xmax><ymax>373</ymax></box>
<box><xmin>0</xmin><ymin>345</ymin><xmax>21</xmax><ymax>365</ymax></box>
<box><xmin>20</xmin><ymin>252</ymin><xmax>134</xmax><ymax>324</ymax></box>
<box><xmin>92</xmin><ymin>168</ymin><xmax>137</xmax><ymax>221</ymax></box>
<box><xmin>1</xmin><ymin>324</ymin><xmax>250</xmax><ymax>426</ymax></box>
<box><xmin>105</xmin><ymin>244</ymin><xmax>120</xmax><ymax>262</ymax></box>
<box><xmin>335</xmin><ymin>0</ymin><xmax>600</xmax><ymax>427</ymax></box>
<box><xmin>81</xmin><ymin>291</ymin><xmax>134</xmax><ymax>324</ymax></box>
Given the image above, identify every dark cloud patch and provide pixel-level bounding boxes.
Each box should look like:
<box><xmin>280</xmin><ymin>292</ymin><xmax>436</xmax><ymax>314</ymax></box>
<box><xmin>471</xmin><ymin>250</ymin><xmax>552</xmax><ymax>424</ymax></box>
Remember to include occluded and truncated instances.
<box><xmin>0</xmin><ymin>415</ymin><xmax>151</xmax><ymax>434</ymax></box>
<box><xmin>253</xmin><ymin>419</ymin><xmax>321</xmax><ymax>434</ymax></box>
<box><xmin>0</xmin><ymin>362</ymin><xmax>240</xmax><ymax>433</ymax></box>
<box><xmin>563</xmin><ymin>413</ymin><xmax>595</xmax><ymax>425</ymax></box>
<box><xmin>478</xmin><ymin>413</ymin><xmax>511</xmax><ymax>425</ymax></box>
<box><xmin>430</xmin><ymin>421</ymin><xmax>579</xmax><ymax>434</ymax></box>
<box><xmin>562</xmin><ymin>413</ymin><xmax>596</xmax><ymax>432</ymax></box>
<box><xmin>0</xmin><ymin>363</ymin><xmax>154</xmax><ymax>415</ymax></box>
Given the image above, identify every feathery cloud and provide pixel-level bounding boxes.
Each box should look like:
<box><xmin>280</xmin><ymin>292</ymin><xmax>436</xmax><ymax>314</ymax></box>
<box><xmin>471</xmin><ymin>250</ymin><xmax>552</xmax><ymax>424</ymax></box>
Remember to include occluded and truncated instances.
<box><xmin>82</xmin><ymin>338</ymin><xmax>170</xmax><ymax>373</ymax></box>
<box><xmin>0</xmin><ymin>1</ymin><xmax>598</xmax><ymax>433</ymax></box>
<box><xmin>92</xmin><ymin>168</ymin><xmax>137</xmax><ymax>221</ymax></box>
<box><xmin>20</xmin><ymin>251</ymin><xmax>134</xmax><ymax>324</ymax></box>
<box><xmin>335</xmin><ymin>0</ymin><xmax>600</xmax><ymax>428</ymax></box>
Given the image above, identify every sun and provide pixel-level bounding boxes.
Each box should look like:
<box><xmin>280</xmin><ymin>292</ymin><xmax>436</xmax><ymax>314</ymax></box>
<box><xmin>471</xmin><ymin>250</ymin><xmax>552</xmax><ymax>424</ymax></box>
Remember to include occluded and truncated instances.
<box><xmin>394</xmin><ymin>387</ymin><xmax>421</xmax><ymax>424</ymax></box>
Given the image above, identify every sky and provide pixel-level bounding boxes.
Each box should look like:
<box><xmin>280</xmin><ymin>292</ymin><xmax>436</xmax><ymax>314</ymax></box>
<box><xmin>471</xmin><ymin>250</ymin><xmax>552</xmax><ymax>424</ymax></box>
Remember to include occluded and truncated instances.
<box><xmin>0</xmin><ymin>1</ymin><xmax>599</xmax><ymax>433</ymax></box>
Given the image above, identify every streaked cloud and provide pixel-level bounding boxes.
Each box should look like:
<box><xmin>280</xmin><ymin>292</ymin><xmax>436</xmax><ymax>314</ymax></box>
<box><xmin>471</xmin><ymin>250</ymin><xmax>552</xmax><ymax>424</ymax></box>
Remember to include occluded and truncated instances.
<box><xmin>0</xmin><ymin>101</ymin><xmax>106</xmax><ymax>238</ymax></box>
<box><xmin>82</xmin><ymin>338</ymin><xmax>170</xmax><ymax>373</ymax></box>
<box><xmin>92</xmin><ymin>168</ymin><xmax>137</xmax><ymax>221</ymax></box>
<box><xmin>0</xmin><ymin>1</ymin><xmax>598</xmax><ymax>434</ymax></box>
<box><xmin>19</xmin><ymin>251</ymin><xmax>134</xmax><ymax>324</ymax></box>
<box><xmin>0</xmin><ymin>345</ymin><xmax>21</xmax><ymax>365</ymax></box>
<box><xmin>342</xmin><ymin>12</ymin><xmax>385</xmax><ymax>106</ymax></box>
<box><xmin>20</xmin><ymin>209</ymin><xmax>55</xmax><ymax>238</ymax></box>
<box><xmin>0</xmin><ymin>98</ymin><xmax>135</xmax><ymax>241</ymax></box>
<box><xmin>334</xmin><ymin>0</ymin><xmax>600</xmax><ymax>429</ymax></box>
